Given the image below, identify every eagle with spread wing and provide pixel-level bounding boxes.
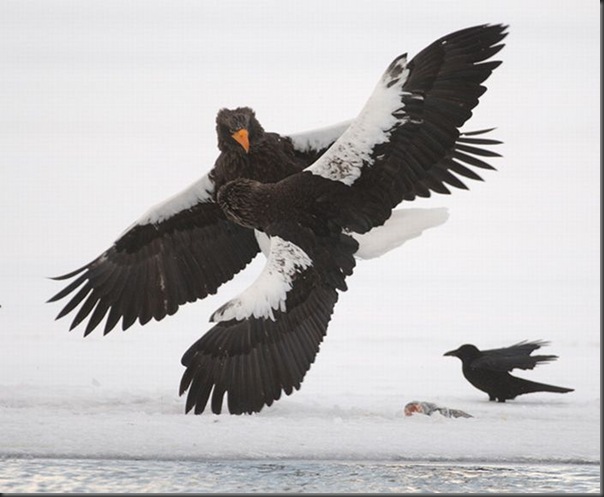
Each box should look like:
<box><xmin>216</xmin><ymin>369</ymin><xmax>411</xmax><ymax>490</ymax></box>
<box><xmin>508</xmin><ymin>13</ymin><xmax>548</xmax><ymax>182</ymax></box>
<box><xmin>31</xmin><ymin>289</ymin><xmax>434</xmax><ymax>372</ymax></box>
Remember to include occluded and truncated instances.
<box><xmin>50</xmin><ymin>24</ymin><xmax>508</xmax><ymax>414</ymax></box>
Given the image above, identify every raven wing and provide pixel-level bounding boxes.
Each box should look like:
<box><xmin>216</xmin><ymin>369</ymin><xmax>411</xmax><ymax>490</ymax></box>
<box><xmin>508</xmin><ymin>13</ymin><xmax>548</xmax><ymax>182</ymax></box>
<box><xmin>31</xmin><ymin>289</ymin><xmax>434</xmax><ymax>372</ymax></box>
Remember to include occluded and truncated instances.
<box><xmin>48</xmin><ymin>173</ymin><xmax>260</xmax><ymax>336</ymax></box>
<box><xmin>473</xmin><ymin>340</ymin><xmax>559</xmax><ymax>372</ymax></box>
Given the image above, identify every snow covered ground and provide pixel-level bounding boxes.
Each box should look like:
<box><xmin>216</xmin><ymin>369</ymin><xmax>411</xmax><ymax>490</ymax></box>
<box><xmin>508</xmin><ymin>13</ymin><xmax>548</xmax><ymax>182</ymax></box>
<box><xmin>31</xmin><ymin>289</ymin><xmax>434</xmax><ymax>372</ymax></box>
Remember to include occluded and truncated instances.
<box><xmin>0</xmin><ymin>0</ymin><xmax>599</xmax><ymax>476</ymax></box>
<box><xmin>1</xmin><ymin>269</ymin><xmax>599</xmax><ymax>465</ymax></box>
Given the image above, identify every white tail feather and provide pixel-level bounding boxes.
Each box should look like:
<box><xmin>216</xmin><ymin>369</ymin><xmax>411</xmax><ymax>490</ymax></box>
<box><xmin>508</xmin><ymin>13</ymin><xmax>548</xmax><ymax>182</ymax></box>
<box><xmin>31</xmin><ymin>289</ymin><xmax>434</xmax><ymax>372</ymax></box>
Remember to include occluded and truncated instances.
<box><xmin>352</xmin><ymin>207</ymin><xmax>449</xmax><ymax>259</ymax></box>
<box><xmin>255</xmin><ymin>207</ymin><xmax>448</xmax><ymax>261</ymax></box>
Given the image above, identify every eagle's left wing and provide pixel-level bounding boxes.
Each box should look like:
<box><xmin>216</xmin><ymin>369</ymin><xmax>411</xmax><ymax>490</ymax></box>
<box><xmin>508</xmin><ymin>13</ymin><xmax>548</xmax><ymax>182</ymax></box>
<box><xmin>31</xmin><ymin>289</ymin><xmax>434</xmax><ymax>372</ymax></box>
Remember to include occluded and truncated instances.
<box><xmin>179</xmin><ymin>222</ymin><xmax>357</xmax><ymax>415</ymax></box>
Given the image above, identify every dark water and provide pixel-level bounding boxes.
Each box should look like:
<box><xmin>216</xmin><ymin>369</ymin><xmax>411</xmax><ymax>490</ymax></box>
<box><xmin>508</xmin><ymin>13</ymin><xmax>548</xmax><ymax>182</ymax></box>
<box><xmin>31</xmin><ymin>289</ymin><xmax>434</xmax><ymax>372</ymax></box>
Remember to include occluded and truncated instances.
<box><xmin>0</xmin><ymin>457</ymin><xmax>600</xmax><ymax>493</ymax></box>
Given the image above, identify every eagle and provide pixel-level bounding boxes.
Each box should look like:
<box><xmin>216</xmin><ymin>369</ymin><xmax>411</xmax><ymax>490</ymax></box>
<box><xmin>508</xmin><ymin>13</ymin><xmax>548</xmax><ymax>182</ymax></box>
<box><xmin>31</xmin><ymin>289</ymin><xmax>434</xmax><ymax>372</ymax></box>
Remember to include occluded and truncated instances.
<box><xmin>50</xmin><ymin>24</ymin><xmax>507</xmax><ymax>414</ymax></box>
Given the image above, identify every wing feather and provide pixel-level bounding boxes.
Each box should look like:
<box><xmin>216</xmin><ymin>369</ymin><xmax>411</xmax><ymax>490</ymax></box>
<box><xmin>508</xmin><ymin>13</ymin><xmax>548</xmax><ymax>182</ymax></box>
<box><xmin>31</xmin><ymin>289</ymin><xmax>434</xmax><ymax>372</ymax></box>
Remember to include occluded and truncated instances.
<box><xmin>474</xmin><ymin>340</ymin><xmax>559</xmax><ymax>371</ymax></box>
<box><xmin>300</xmin><ymin>24</ymin><xmax>507</xmax><ymax>233</ymax></box>
<box><xmin>285</xmin><ymin>120</ymin><xmax>352</xmax><ymax>163</ymax></box>
<box><xmin>49</xmin><ymin>173</ymin><xmax>260</xmax><ymax>335</ymax></box>
<box><xmin>179</xmin><ymin>224</ymin><xmax>357</xmax><ymax>414</ymax></box>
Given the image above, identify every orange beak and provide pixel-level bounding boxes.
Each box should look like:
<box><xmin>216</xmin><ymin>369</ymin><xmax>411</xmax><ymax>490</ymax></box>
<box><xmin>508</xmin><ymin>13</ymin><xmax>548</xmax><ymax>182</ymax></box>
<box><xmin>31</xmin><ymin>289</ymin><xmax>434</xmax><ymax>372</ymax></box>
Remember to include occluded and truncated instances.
<box><xmin>231</xmin><ymin>129</ymin><xmax>250</xmax><ymax>153</ymax></box>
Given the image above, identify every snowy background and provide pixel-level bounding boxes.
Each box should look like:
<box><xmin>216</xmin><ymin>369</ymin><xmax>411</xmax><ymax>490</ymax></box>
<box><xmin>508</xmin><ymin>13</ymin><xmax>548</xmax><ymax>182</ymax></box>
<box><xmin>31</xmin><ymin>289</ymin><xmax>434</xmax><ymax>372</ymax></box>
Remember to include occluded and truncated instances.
<box><xmin>0</xmin><ymin>0</ymin><xmax>599</xmax><ymax>468</ymax></box>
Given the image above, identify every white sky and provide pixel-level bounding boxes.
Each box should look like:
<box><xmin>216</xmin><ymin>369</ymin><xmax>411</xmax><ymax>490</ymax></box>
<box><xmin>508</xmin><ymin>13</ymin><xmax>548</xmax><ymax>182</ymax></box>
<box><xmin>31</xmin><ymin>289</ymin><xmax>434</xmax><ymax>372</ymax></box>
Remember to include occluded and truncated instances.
<box><xmin>0</xmin><ymin>0</ymin><xmax>599</xmax><ymax>468</ymax></box>
<box><xmin>1</xmin><ymin>1</ymin><xmax>599</xmax><ymax>277</ymax></box>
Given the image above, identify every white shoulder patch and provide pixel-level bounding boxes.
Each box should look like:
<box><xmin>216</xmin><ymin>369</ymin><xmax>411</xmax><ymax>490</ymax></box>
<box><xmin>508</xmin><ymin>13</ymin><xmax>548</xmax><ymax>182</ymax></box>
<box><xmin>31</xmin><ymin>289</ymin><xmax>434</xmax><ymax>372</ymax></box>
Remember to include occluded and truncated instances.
<box><xmin>287</xmin><ymin>120</ymin><xmax>352</xmax><ymax>155</ymax></box>
<box><xmin>211</xmin><ymin>236</ymin><xmax>313</xmax><ymax>322</ymax></box>
<box><xmin>134</xmin><ymin>173</ymin><xmax>215</xmax><ymax>226</ymax></box>
<box><xmin>307</xmin><ymin>54</ymin><xmax>412</xmax><ymax>186</ymax></box>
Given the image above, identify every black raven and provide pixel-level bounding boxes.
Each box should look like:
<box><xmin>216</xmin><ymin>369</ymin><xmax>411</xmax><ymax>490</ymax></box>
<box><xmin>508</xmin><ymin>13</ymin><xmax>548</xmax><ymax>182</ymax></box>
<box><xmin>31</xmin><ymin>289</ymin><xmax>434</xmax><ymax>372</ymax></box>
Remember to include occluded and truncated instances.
<box><xmin>444</xmin><ymin>340</ymin><xmax>574</xmax><ymax>402</ymax></box>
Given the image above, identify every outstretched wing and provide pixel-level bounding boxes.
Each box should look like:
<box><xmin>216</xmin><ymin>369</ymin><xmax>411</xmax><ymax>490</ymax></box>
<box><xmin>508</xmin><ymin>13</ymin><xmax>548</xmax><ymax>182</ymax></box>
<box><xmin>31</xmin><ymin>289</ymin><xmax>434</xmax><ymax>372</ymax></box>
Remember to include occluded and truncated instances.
<box><xmin>475</xmin><ymin>340</ymin><xmax>559</xmax><ymax>372</ymax></box>
<box><xmin>179</xmin><ymin>222</ymin><xmax>358</xmax><ymax>415</ymax></box>
<box><xmin>300</xmin><ymin>23</ymin><xmax>507</xmax><ymax>233</ymax></box>
<box><xmin>481</xmin><ymin>339</ymin><xmax>550</xmax><ymax>357</ymax></box>
<box><xmin>48</xmin><ymin>173</ymin><xmax>260</xmax><ymax>336</ymax></box>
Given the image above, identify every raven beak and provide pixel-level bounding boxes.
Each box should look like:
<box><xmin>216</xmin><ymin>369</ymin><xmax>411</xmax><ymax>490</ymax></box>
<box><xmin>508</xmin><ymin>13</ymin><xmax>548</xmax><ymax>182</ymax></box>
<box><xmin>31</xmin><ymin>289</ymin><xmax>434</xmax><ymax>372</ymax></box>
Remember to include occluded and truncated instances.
<box><xmin>231</xmin><ymin>129</ymin><xmax>250</xmax><ymax>153</ymax></box>
<box><xmin>443</xmin><ymin>349</ymin><xmax>457</xmax><ymax>357</ymax></box>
